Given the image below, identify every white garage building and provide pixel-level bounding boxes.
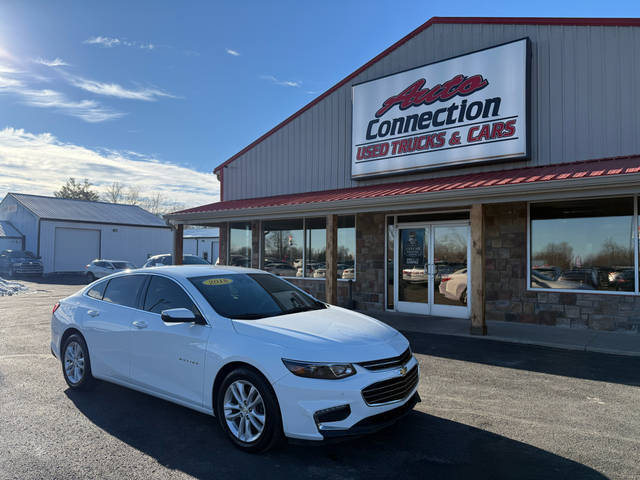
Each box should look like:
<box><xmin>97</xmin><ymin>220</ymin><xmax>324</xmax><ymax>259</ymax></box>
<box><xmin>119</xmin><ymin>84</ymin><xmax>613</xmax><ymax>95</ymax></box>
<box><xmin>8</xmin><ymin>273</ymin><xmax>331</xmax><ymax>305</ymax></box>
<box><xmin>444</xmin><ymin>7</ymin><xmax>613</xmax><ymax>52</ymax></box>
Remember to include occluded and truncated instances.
<box><xmin>183</xmin><ymin>227</ymin><xmax>219</xmax><ymax>264</ymax></box>
<box><xmin>0</xmin><ymin>193</ymin><xmax>172</xmax><ymax>273</ymax></box>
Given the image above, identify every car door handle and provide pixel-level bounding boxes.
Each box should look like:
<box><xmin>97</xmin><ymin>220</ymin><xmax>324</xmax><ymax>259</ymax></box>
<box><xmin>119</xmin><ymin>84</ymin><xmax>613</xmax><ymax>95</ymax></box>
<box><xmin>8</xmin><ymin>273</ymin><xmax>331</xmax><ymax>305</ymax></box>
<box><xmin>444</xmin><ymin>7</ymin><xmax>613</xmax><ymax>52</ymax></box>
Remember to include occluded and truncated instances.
<box><xmin>87</xmin><ymin>310</ymin><xmax>100</xmax><ymax>317</ymax></box>
<box><xmin>132</xmin><ymin>320</ymin><xmax>148</xmax><ymax>329</ymax></box>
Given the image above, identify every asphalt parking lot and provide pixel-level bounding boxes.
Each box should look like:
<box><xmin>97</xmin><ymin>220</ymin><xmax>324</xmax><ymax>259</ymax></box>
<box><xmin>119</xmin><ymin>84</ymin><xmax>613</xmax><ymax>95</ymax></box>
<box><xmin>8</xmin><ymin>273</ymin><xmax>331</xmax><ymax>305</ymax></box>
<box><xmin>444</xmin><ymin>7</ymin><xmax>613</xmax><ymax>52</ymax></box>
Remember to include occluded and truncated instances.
<box><xmin>1</xmin><ymin>277</ymin><xmax>639</xmax><ymax>479</ymax></box>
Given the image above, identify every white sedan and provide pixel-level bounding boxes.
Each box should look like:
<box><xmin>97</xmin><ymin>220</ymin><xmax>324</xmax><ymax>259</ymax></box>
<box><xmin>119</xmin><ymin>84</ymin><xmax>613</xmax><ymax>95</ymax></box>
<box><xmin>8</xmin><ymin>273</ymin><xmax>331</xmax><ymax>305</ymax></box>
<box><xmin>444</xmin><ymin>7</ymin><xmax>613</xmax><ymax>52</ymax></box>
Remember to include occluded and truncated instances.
<box><xmin>50</xmin><ymin>266</ymin><xmax>419</xmax><ymax>452</ymax></box>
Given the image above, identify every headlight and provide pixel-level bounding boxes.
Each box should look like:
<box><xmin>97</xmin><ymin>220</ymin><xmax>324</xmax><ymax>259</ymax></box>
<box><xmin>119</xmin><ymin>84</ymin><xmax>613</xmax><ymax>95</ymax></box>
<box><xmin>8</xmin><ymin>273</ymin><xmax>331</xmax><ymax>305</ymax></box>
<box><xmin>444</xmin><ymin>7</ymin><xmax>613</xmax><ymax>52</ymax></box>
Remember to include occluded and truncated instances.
<box><xmin>282</xmin><ymin>359</ymin><xmax>356</xmax><ymax>380</ymax></box>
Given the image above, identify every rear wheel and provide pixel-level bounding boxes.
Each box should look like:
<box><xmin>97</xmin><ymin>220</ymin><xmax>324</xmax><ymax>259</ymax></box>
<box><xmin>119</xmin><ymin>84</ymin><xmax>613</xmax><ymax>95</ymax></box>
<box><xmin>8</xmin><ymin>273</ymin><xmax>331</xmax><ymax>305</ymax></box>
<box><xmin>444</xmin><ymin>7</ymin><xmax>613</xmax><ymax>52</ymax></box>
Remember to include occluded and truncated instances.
<box><xmin>61</xmin><ymin>333</ymin><xmax>95</xmax><ymax>390</ymax></box>
<box><xmin>86</xmin><ymin>272</ymin><xmax>95</xmax><ymax>283</ymax></box>
<box><xmin>460</xmin><ymin>289</ymin><xmax>467</xmax><ymax>305</ymax></box>
<box><xmin>216</xmin><ymin>368</ymin><xmax>282</xmax><ymax>453</ymax></box>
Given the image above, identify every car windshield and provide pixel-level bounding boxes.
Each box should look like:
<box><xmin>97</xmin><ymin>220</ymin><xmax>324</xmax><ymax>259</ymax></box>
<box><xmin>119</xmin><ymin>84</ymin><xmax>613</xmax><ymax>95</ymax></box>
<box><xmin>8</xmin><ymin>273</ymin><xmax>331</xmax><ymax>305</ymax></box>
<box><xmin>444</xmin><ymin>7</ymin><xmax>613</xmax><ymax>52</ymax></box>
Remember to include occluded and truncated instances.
<box><xmin>8</xmin><ymin>251</ymin><xmax>36</xmax><ymax>258</ymax></box>
<box><xmin>112</xmin><ymin>261</ymin><xmax>135</xmax><ymax>269</ymax></box>
<box><xmin>184</xmin><ymin>256</ymin><xmax>209</xmax><ymax>265</ymax></box>
<box><xmin>189</xmin><ymin>273</ymin><xmax>326</xmax><ymax>320</ymax></box>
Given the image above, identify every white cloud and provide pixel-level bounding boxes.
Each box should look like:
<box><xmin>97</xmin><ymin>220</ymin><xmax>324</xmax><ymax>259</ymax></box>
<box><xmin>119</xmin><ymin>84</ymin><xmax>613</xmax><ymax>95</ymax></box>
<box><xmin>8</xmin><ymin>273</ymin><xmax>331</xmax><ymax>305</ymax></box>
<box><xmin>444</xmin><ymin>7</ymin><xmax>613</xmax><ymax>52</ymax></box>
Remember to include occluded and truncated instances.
<box><xmin>0</xmin><ymin>52</ymin><xmax>122</xmax><ymax>122</ymax></box>
<box><xmin>34</xmin><ymin>57</ymin><xmax>69</xmax><ymax>67</ymax></box>
<box><xmin>225</xmin><ymin>48</ymin><xmax>240</xmax><ymax>57</ymax></box>
<box><xmin>0</xmin><ymin>127</ymin><xmax>218</xmax><ymax>209</ymax></box>
<box><xmin>17</xmin><ymin>89</ymin><xmax>123</xmax><ymax>122</ymax></box>
<box><xmin>84</xmin><ymin>36</ymin><xmax>121</xmax><ymax>48</ymax></box>
<box><xmin>66</xmin><ymin>75</ymin><xmax>175</xmax><ymax>101</ymax></box>
<box><xmin>260</xmin><ymin>74</ymin><xmax>301</xmax><ymax>88</ymax></box>
<box><xmin>84</xmin><ymin>36</ymin><xmax>154</xmax><ymax>50</ymax></box>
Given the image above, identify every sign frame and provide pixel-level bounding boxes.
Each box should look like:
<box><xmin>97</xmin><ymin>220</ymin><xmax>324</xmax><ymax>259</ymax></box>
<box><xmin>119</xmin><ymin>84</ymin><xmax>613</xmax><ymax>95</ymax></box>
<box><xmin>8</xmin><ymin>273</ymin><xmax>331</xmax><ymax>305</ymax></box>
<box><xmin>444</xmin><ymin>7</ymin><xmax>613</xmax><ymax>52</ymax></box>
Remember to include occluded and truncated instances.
<box><xmin>351</xmin><ymin>38</ymin><xmax>531</xmax><ymax>180</ymax></box>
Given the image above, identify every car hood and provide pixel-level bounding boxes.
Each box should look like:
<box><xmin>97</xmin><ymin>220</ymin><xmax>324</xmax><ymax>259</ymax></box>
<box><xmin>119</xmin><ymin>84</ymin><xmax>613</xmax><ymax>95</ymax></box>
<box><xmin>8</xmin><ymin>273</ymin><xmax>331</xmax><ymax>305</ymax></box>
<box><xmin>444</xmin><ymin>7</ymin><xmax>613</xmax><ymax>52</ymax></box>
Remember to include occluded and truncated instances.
<box><xmin>231</xmin><ymin>306</ymin><xmax>408</xmax><ymax>362</ymax></box>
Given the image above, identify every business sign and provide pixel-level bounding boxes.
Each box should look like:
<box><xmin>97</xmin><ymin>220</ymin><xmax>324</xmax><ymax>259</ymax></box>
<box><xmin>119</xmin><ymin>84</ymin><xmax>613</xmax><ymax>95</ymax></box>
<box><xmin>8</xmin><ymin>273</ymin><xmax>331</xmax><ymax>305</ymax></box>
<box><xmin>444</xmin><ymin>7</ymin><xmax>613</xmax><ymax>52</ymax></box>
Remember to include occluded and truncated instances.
<box><xmin>402</xmin><ymin>229</ymin><xmax>424</xmax><ymax>266</ymax></box>
<box><xmin>352</xmin><ymin>38</ymin><xmax>529</xmax><ymax>179</ymax></box>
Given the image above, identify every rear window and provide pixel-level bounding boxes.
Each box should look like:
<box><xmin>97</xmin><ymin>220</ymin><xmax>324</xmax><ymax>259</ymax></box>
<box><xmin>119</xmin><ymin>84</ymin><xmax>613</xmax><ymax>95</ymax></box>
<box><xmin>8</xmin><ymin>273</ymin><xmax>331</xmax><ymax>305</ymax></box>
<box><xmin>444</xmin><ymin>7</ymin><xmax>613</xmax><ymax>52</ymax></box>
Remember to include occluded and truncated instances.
<box><xmin>184</xmin><ymin>256</ymin><xmax>209</xmax><ymax>265</ymax></box>
<box><xmin>189</xmin><ymin>273</ymin><xmax>325</xmax><ymax>320</ymax></box>
<box><xmin>112</xmin><ymin>261</ymin><xmax>135</xmax><ymax>269</ymax></box>
<box><xmin>103</xmin><ymin>275</ymin><xmax>147</xmax><ymax>308</ymax></box>
<box><xmin>87</xmin><ymin>280</ymin><xmax>107</xmax><ymax>300</ymax></box>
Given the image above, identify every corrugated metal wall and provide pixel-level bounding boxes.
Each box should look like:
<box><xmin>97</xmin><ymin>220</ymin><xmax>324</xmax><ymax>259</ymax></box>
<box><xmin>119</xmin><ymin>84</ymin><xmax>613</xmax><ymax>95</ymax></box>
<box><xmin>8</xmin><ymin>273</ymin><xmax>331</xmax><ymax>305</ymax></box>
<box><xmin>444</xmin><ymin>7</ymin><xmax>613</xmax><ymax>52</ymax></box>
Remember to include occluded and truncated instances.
<box><xmin>222</xmin><ymin>23</ymin><xmax>640</xmax><ymax>201</ymax></box>
<box><xmin>39</xmin><ymin>220</ymin><xmax>172</xmax><ymax>273</ymax></box>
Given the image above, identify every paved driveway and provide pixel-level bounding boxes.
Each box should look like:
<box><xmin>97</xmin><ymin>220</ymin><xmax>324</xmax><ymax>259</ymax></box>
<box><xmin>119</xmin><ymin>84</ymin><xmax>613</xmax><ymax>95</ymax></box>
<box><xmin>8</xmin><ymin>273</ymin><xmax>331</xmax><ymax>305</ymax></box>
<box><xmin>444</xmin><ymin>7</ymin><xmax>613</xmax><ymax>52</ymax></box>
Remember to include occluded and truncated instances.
<box><xmin>0</xmin><ymin>278</ymin><xmax>638</xmax><ymax>479</ymax></box>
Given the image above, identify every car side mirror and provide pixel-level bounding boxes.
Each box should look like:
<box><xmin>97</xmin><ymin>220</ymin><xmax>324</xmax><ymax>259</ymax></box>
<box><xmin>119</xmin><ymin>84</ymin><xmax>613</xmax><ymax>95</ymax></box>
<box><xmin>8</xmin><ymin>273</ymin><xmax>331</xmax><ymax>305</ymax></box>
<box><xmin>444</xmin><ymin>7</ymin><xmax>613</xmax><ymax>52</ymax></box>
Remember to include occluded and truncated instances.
<box><xmin>161</xmin><ymin>308</ymin><xmax>197</xmax><ymax>323</ymax></box>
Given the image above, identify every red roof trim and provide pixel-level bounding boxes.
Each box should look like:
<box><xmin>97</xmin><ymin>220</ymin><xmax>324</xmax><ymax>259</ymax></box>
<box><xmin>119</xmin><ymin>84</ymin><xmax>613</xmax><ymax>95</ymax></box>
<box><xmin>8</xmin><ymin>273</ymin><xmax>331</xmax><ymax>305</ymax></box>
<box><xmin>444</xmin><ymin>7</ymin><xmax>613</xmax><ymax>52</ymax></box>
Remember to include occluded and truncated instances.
<box><xmin>183</xmin><ymin>155</ymin><xmax>640</xmax><ymax>215</ymax></box>
<box><xmin>214</xmin><ymin>16</ymin><xmax>640</xmax><ymax>174</ymax></box>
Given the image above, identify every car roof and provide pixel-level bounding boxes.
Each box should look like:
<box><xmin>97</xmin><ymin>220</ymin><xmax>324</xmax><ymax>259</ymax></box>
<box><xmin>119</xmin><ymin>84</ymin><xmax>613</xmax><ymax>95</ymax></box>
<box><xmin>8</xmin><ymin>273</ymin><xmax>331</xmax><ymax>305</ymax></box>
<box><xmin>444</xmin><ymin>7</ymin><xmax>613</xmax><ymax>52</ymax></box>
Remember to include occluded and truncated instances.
<box><xmin>116</xmin><ymin>265</ymin><xmax>265</xmax><ymax>279</ymax></box>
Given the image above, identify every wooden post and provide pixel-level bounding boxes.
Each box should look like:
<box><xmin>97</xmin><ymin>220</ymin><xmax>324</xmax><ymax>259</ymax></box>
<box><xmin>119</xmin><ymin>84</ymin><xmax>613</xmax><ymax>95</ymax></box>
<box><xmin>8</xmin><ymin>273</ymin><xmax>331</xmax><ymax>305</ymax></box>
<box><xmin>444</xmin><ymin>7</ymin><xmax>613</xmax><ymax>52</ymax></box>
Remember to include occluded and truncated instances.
<box><xmin>326</xmin><ymin>214</ymin><xmax>338</xmax><ymax>305</ymax></box>
<box><xmin>173</xmin><ymin>224</ymin><xmax>184</xmax><ymax>265</ymax></box>
<box><xmin>470</xmin><ymin>204</ymin><xmax>486</xmax><ymax>335</ymax></box>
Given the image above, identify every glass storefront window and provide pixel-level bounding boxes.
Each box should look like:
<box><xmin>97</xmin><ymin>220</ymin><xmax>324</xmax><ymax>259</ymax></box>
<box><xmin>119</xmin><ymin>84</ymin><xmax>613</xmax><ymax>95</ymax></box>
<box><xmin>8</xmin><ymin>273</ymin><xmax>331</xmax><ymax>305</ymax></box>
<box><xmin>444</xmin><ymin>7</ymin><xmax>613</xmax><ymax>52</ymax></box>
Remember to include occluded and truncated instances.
<box><xmin>305</xmin><ymin>217</ymin><xmax>326</xmax><ymax>279</ymax></box>
<box><xmin>530</xmin><ymin>198</ymin><xmax>635</xmax><ymax>292</ymax></box>
<box><xmin>263</xmin><ymin>219</ymin><xmax>303</xmax><ymax>277</ymax></box>
<box><xmin>337</xmin><ymin>216</ymin><xmax>356</xmax><ymax>280</ymax></box>
<box><xmin>229</xmin><ymin>222</ymin><xmax>252</xmax><ymax>267</ymax></box>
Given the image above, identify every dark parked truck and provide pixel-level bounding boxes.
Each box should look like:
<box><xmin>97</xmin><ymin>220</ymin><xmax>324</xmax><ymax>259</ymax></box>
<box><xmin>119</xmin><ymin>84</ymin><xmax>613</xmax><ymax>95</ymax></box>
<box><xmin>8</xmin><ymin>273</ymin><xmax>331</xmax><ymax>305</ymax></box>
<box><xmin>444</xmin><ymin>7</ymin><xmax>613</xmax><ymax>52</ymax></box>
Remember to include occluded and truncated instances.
<box><xmin>0</xmin><ymin>250</ymin><xmax>44</xmax><ymax>277</ymax></box>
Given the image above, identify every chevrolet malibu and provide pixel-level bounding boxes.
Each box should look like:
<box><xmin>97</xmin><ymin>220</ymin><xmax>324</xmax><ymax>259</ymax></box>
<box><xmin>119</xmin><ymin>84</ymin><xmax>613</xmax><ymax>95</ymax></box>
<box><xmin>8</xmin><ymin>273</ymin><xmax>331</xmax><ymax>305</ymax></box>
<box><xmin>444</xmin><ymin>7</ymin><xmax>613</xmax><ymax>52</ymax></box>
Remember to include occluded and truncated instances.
<box><xmin>50</xmin><ymin>266</ymin><xmax>419</xmax><ymax>452</ymax></box>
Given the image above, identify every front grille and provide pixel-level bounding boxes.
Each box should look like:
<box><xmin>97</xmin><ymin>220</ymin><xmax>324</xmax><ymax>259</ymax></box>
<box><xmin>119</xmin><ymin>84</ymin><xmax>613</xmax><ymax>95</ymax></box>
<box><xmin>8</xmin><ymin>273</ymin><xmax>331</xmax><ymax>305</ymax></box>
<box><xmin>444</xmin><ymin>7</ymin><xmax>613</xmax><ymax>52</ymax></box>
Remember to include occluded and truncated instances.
<box><xmin>357</xmin><ymin>348</ymin><xmax>412</xmax><ymax>371</ymax></box>
<box><xmin>361</xmin><ymin>365</ymin><xmax>419</xmax><ymax>406</ymax></box>
<box><xmin>15</xmin><ymin>264</ymin><xmax>43</xmax><ymax>274</ymax></box>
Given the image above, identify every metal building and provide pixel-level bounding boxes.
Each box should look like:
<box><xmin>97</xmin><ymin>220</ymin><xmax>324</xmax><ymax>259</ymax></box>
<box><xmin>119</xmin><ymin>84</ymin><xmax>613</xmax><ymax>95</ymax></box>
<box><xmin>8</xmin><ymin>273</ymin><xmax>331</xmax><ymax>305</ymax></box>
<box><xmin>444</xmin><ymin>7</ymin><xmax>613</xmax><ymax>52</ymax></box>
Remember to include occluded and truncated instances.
<box><xmin>166</xmin><ymin>17</ymin><xmax>640</xmax><ymax>335</ymax></box>
<box><xmin>0</xmin><ymin>193</ymin><xmax>172</xmax><ymax>273</ymax></box>
<box><xmin>183</xmin><ymin>227</ymin><xmax>219</xmax><ymax>264</ymax></box>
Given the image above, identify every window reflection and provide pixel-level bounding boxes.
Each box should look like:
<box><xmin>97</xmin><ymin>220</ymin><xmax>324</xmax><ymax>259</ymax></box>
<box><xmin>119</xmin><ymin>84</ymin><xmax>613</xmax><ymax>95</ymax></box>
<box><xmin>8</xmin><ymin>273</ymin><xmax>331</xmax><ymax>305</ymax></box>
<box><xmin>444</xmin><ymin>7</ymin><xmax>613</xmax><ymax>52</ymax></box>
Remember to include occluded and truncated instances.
<box><xmin>229</xmin><ymin>222</ymin><xmax>252</xmax><ymax>267</ymax></box>
<box><xmin>337</xmin><ymin>216</ymin><xmax>356</xmax><ymax>280</ymax></box>
<box><xmin>530</xmin><ymin>198</ymin><xmax>635</xmax><ymax>292</ymax></box>
<box><xmin>304</xmin><ymin>217</ymin><xmax>326</xmax><ymax>278</ymax></box>
<box><xmin>262</xmin><ymin>219</ymin><xmax>303</xmax><ymax>277</ymax></box>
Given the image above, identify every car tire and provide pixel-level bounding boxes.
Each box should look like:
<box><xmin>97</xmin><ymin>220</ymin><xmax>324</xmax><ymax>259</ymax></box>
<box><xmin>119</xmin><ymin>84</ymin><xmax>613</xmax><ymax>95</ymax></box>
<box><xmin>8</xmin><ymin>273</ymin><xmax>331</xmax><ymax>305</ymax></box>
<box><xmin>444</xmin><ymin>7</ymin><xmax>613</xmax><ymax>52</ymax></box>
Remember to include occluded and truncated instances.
<box><xmin>216</xmin><ymin>368</ymin><xmax>283</xmax><ymax>453</ymax></box>
<box><xmin>86</xmin><ymin>272</ymin><xmax>96</xmax><ymax>283</ymax></box>
<box><xmin>61</xmin><ymin>333</ymin><xmax>95</xmax><ymax>391</ymax></box>
<box><xmin>460</xmin><ymin>289</ymin><xmax>467</xmax><ymax>305</ymax></box>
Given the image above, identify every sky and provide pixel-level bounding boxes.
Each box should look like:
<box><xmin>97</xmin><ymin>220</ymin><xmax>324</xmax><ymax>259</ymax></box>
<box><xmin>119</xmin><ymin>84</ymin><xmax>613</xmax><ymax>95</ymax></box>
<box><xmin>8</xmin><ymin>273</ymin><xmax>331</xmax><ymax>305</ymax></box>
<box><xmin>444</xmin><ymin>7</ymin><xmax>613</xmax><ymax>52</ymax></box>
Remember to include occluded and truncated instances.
<box><xmin>0</xmin><ymin>1</ymin><xmax>638</xmax><ymax>210</ymax></box>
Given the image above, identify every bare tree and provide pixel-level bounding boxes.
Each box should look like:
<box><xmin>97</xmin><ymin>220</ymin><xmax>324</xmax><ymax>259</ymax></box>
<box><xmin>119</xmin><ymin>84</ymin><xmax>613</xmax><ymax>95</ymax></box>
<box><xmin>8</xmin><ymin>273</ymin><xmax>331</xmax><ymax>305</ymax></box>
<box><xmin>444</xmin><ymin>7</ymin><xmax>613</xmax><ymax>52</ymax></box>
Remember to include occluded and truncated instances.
<box><xmin>103</xmin><ymin>182</ymin><xmax>124</xmax><ymax>203</ymax></box>
<box><xmin>143</xmin><ymin>192</ymin><xmax>166</xmax><ymax>215</ymax></box>
<box><xmin>124</xmin><ymin>186</ymin><xmax>141</xmax><ymax>206</ymax></box>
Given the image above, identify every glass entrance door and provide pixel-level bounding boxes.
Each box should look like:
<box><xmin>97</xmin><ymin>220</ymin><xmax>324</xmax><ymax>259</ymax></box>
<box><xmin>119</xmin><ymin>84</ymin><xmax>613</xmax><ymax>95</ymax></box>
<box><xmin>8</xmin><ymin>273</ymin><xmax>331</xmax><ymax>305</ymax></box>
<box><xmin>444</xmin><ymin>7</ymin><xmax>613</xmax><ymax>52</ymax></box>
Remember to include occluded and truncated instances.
<box><xmin>395</xmin><ymin>222</ymin><xmax>470</xmax><ymax>318</ymax></box>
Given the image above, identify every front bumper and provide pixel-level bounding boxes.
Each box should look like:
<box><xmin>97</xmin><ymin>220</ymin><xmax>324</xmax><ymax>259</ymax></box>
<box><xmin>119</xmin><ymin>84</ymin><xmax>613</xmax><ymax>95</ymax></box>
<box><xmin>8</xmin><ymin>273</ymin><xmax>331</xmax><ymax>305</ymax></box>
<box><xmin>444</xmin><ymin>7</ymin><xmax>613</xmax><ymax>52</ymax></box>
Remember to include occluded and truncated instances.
<box><xmin>273</xmin><ymin>356</ymin><xmax>420</xmax><ymax>441</ymax></box>
<box><xmin>318</xmin><ymin>392</ymin><xmax>420</xmax><ymax>440</ymax></box>
<box><xmin>13</xmin><ymin>263</ymin><xmax>43</xmax><ymax>275</ymax></box>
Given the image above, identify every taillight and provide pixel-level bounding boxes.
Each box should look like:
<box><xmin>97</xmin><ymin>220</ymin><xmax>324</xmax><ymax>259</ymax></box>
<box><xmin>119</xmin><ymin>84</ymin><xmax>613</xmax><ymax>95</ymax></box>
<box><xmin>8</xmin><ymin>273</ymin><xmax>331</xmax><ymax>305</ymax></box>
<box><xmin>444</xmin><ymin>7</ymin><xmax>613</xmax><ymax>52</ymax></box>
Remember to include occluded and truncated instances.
<box><xmin>52</xmin><ymin>302</ymin><xmax>60</xmax><ymax>314</ymax></box>
<box><xmin>441</xmin><ymin>276</ymin><xmax>451</xmax><ymax>282</ymax></box>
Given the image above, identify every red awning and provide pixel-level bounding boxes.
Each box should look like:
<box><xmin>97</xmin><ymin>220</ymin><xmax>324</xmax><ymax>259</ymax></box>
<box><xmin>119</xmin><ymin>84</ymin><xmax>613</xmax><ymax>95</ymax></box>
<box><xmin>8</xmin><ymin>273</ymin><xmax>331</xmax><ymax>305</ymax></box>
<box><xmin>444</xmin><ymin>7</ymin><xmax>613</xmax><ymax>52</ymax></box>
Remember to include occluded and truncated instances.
<box><xmin>175</xmin><ymin>156</ymin><xmax>640</xmax><ymax>216</ymax></box>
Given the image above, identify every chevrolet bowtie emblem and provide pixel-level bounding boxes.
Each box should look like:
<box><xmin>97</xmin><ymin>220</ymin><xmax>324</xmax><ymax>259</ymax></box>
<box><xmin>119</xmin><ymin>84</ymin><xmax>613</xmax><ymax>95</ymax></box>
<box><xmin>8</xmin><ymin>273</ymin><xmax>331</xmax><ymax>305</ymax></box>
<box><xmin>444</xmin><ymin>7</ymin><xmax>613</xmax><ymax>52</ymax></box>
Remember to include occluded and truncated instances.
<box><xmin>399</xmin><ymin>366</ymin><xmax>408</xmax><ymax>376</ymax></box>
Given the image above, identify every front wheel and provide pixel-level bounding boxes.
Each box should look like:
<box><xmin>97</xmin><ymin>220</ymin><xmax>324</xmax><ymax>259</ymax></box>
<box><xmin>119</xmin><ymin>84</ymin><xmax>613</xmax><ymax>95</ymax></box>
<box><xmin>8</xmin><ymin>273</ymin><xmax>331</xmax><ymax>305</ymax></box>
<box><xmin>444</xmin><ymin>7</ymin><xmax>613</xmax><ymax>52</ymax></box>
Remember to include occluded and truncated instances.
<box><xmin>61</xmin><ymin>333</ymin><xmax>95</xmax><ymax>390</ymax></box>
<box><xmin>216</xmin><ymin>368</ymin><xmax>282</xmax><ymax>453</ymax></box>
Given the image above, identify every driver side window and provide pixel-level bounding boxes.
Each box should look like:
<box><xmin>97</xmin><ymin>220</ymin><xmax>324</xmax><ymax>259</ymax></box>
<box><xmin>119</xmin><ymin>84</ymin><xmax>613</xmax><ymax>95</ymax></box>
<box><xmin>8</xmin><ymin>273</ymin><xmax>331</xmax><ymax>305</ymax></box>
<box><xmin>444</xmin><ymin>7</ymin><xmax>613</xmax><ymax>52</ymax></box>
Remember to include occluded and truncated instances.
<box><xmin>143</xmin><ymin>275</ymin><xmax>200</xmax><ymax>316</ymax></box>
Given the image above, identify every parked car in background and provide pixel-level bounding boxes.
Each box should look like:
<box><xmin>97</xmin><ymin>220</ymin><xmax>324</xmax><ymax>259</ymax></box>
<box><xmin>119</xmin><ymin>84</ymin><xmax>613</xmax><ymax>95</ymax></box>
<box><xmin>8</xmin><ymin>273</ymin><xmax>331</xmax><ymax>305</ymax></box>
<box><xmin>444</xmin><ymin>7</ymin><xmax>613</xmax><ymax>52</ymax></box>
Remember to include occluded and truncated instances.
<box><xmin>313</xmin><ymin>267</ymin><xmax>327</xmax><ymax>278</ymax></box>
<box><xmin>85</xmin><ymin>259</ymin><xmax>136</xmax><ymax>282</ymax></box>
<box><xmin>402</xmin><ymin>265</ymin><xmax>428</xmax><ymax>284</ymax></box>
<box><xmin>51</xmin><ymin>266</ymin><xmax>419</xmax><ymax>452</ymax></box>
<box><xmin>607</xmin><ymin>268</ymin><xmax>634</xmax><ymax>291</ymax></box>
<box><xmin>438</xmin><ymin>268</ymin><xmax>468</xmax><ymax>305</ymax></box>
<box><xmin>142</xmin><ymin>254</ymin><xmax>210</xmax><ymax>268</ymax></box>
<box><xmin>0</xmin><ymin>250</ymin><xmax>43</xmax><ymax>277</ymax></box>
<box><xmin>264</xmin><ymin>262</ymin><xmax>297</xmax><ymax>277</ymax></box>
<box><xmin>341</xmin><ymin>268</ymin><xmax>355</xmax><ymax>279</ymax></box>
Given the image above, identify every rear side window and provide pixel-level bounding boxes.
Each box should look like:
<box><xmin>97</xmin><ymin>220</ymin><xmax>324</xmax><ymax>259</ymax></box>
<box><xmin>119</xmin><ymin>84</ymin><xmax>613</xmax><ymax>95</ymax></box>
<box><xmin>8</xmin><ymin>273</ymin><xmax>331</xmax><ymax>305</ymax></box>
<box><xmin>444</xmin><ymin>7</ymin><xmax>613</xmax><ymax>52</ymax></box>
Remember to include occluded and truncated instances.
<box><xmin>87</xmin><ymin>281</ymin><xmax>107</xmax><ymax>300</ymax></box>
<box><xmin>162</xmin><ymin>256</ymin><xmax>173</xmax><ymax>265</ymax></box>
<box><xmin>103</xmin><ymin>275</ymin><xmax>147</xmax><ymax>308</ymax></box>
<box><xmin>143</xmin><ymin>276</ymin><xmax>199</xmax><ymax>315</ymax></box>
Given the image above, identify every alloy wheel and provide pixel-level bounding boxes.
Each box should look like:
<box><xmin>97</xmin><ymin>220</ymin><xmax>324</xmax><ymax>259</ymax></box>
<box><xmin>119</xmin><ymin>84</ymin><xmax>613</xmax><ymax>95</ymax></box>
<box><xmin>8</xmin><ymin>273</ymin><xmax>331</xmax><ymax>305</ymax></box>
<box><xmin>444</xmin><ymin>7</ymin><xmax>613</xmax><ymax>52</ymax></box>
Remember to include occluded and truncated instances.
<box><xmin>223</xmin><ymin>380</ymin><xmax>266</xmax><ymax>443</ymax></box>
<box><xmin>64</xmin><ymin>341</ymin><xmax>85</xmax><ymax>384</ymax></box>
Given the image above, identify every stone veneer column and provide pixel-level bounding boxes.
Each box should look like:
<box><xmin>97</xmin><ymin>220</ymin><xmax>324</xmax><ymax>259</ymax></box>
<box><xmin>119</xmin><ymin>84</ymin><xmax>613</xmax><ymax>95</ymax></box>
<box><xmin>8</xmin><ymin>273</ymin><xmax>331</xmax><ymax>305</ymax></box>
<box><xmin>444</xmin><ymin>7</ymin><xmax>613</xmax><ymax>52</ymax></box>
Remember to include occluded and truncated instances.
<box><xmin>470</xmin><ymin>204</ymin><xmax>486</xmax><ymax>335</ymax></box>
<box><xmin>326</xmin><ymin>214</ymin><xmax>338</xmax><ymax>305</ymax></box>
<box><xmin>173</xmin><ymin>224</ymin><xmax>184</xmax><ymax>265</ymax></box>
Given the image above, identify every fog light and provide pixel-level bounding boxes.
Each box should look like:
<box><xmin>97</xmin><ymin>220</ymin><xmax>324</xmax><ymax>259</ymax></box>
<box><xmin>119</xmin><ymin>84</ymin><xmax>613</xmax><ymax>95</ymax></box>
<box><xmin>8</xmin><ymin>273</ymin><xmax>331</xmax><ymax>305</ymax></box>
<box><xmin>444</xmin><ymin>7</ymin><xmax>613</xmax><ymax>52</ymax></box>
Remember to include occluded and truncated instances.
<box><xmin>314</xmin><ymin>404</ymin><xmax>351</xmax><ymax>426</ymax></box>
